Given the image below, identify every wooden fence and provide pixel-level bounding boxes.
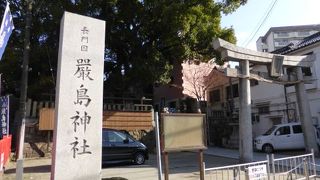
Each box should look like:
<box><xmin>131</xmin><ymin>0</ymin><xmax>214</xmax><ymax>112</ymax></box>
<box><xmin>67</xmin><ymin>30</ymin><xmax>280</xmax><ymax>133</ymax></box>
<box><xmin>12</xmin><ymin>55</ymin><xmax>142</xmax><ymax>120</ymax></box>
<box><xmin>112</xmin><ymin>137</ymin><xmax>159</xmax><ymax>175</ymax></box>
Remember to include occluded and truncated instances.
<box><xmin>38</xmin><ymin>109</ymin><xmax>153</xmax><ymax>131</ymax></box>
<box><xmin>39</xmin><ymin>108</ymin><xmax>55</xmax><ymax>130</ymax></box>
<box><xmin>35</xmin><ymin>102</ymin><xmax>154</xmax><ymax>131</ymax></box>
<box><xmin>103</xmin><ymin>111</ymin><xmax>153</xmax><ymax>131</ymax></box>
<box><xmin>103</xmin><ymin>103</ymin><xmax>153</xmax><ymax>112</ymax></box>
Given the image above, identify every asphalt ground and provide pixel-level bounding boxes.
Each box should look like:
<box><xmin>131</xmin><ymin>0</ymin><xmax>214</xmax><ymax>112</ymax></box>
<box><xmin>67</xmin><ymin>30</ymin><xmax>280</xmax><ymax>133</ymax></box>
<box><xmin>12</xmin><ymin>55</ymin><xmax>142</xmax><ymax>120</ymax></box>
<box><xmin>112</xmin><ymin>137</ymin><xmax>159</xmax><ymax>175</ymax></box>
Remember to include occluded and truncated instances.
<box><xmin>2</xmin><ymin>152</ymin><xmax>239</xmax><ymax>180</ymax></box>
<box><xmin>102</xmin><ymin>152</ymin><xmax>239</xmax><ymax>180</ymax></box>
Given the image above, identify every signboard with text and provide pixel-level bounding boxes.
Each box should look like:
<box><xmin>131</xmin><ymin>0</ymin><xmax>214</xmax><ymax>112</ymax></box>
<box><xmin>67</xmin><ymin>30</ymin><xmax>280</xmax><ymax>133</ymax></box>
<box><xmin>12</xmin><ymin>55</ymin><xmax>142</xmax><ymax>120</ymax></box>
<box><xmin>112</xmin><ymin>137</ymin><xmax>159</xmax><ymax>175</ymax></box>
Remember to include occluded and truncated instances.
<box><xmin>0</xmin><ymin>96</ymin><xmax>9</xmax><ymax>136</ymax></box>
<box><xmin>248</xmin><ymin>164</ymin><xmax>267</xmax><ymax>180</ymax></box>
<box><xmin>162</xmin><ymin>113</ymin><xmax>207</xmax><ymax>152</ymax></box>
<box><xmin>51</xmin><ymin>12</ymin><xmax>105</xmax><ymax>180</ymax></box>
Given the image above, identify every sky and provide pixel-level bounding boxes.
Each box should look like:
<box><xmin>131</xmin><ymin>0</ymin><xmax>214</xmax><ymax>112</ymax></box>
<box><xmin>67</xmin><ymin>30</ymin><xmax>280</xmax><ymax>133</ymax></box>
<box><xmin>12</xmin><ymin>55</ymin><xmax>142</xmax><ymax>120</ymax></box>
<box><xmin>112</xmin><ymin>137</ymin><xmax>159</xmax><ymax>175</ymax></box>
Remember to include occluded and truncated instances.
<box><xmin>221</xmin><ymin>0</ymin><xmax>320</xmax><ymax>50</ymax></box>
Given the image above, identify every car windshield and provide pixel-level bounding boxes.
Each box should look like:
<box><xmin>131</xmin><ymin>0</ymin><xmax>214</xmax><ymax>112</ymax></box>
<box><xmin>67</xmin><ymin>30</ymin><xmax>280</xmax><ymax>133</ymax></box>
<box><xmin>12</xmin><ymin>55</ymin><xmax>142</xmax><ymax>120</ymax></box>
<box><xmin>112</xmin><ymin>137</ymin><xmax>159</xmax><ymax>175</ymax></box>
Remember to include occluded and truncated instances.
<box><xmin>114</xmin><ymin>131</ymin><xmax>136</xmax><ymax>142</ymax></box>
<box><xmin>103</xmin><ymin>130</ymin><xmax>136</xmax><ymax>143</ymax></box>
<box><xmin>263</xmin><ymin>126</ymin><xmax>277</xmax><ymax>135</ymax></box>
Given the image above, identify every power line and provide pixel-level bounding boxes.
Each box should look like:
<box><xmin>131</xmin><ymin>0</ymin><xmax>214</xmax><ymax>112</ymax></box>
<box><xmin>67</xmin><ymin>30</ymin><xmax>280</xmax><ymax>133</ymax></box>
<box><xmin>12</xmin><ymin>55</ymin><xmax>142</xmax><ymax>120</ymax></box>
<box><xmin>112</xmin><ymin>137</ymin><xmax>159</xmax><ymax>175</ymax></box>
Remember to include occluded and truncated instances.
<box><xmin>241</xmin><ymin>0</ymin><xmax>276</xmax><ymax>47</ymax></box>
<box><xmin>242</xmin><ymin>0</ymin><xmax>278</xmax><ymax>48</ymax></box>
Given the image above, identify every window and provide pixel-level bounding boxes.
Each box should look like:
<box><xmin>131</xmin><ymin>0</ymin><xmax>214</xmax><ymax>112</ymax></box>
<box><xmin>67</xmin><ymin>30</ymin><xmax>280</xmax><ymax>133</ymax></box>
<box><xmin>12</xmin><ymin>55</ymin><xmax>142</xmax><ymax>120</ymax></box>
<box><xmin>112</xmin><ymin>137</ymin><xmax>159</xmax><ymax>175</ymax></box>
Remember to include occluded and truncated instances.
<box><xmin>103</xmin><ymin>130</ymin><xmax>134</xmax><ymax>146</ymax></box>
<box><xmin>271</xmin><ymin>117</ymin><xmax>282</xmax><ymax>125</ymax></box>
<box><xmin>252</xmin><ymin>114</ymin><xmax>260</xmax><ymax>123</ymax></box>
<box><xmin>275</xmin><ymin>39</ymin><xmax>289</xmax><ymax>46</ymax></box>
<box><xmin>257</xmin><ymin>103</ymin><xmax>270</xmax><ymax>114</ymax></box>
<box><xmin>292</xmin><ymin>125</ymin><xmax>302</xmax><ymax>134</ymax></box>
<box><xmin>226</xmin><ymin>84</ymin><xmax>239</xmax><ymax>99</ymax></box>
<box><xmin>302</xmin><ymin>67</ymin><xmax>312</xmax><ymax>76</ymax></box>
<box><xmin>263</xmin><ymin>126</ymin><xmax>277</xmax><ymax>135</ymax></box>
<box><xmin>275</xmin><ymin>126</ymin><xmax>290</xmax><ymax>135</ymax></box>
<box><xmin>298</xmin><ymin>31</ymin><xmax>310</xmax><ymax>36</ymax></box>
<box><xmin>210</xmin><ymin>89</ymin><xmax>220</xmax><ymax>102</ymax></box>
<box><xmin>301</xmin><ymin>52</ymin><xmax>313</xmax><ymax>77</ymax></box>
<box><xmin>107</xmin><ymin>131</ymin><xmax>127</xmax><ymax>143</ymax></box>
<box><xmin>270</xmin><ymin>117</ymin><xmax>282</xmax><ymax>125</ymax></box>
<box><xmin>276</xmin><ymin>32</ymin><xmax>289</xmax><ymax>37</ymax></box>
<box><xmin>286</xmin><ymin>67</ymin><xmax>294</xmax><ymax>76</ymax></box>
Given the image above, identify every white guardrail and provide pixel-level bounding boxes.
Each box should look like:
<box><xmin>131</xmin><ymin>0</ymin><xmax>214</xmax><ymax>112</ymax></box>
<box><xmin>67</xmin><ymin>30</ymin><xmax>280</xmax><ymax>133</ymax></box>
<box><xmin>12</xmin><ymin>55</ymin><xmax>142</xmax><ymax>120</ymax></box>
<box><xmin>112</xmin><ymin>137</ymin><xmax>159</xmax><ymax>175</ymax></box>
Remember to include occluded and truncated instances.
<box><xmin>205</xmin><ymin>149</ymin><xmax>317</xmax><ymax>180</ymax></box>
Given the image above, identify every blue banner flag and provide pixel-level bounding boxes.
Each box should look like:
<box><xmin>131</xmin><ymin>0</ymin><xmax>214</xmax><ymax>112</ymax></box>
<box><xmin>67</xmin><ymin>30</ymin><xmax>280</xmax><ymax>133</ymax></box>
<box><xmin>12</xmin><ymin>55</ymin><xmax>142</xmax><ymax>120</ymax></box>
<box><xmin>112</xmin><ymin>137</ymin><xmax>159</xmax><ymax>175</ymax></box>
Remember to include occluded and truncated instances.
<box><xmin>0</xmin><ymin>2</ymin><xmax>14</xmax><ymax>60</ymax></box>
<box><xmin>0</xmin><ymin>96</ymin><xmax>9</xmax><ymax>136</ymax></box>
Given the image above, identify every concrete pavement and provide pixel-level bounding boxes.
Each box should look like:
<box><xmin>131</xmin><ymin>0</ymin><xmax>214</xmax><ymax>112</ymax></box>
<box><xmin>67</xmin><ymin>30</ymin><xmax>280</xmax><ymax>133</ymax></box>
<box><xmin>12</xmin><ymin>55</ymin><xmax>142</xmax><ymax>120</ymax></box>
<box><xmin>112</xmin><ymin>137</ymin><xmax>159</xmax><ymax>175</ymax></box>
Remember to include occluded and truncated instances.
<box><xmin>3</xmin><ymin>151</ymin><xmax>239</xmax><ymax>180</ymax></box>
<box><xmin>205</xmin><ymin>146</ymin><xmax>291</xmax><ymax>161</ymax></box>
<box><xmin>204</xmin><ymin>146</ymin><xmax>320</xmax><ymax>172</ymax></box>
<box><xmin>3</xmin><ymin>146</ymin><xmax>320</xmax><ymax>179</ymax></box>
<box><xmin>205</xmin><ymin>146</ymin><xmax>319</xmax><ymax>161</ymax></box>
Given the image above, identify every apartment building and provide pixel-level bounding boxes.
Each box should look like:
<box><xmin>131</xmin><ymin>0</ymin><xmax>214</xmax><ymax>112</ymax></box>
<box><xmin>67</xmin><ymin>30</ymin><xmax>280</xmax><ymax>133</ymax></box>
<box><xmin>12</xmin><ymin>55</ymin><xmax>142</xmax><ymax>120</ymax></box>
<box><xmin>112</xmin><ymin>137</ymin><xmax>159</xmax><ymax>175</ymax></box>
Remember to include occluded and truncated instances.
<box><xmin>256</xmin><ymin>24</ymin><xmax>320</xmax><ymax>52</ymax></box>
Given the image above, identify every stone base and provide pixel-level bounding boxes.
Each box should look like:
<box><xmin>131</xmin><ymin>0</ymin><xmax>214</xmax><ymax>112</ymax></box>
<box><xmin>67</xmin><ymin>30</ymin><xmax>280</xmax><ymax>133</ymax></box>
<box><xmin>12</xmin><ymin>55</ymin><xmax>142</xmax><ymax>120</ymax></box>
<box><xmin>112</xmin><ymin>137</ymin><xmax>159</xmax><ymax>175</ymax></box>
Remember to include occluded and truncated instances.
<box><xmin>23</xmin><ymin>142</ymin><xmax>52</xmax><ymax>158</ymax></box>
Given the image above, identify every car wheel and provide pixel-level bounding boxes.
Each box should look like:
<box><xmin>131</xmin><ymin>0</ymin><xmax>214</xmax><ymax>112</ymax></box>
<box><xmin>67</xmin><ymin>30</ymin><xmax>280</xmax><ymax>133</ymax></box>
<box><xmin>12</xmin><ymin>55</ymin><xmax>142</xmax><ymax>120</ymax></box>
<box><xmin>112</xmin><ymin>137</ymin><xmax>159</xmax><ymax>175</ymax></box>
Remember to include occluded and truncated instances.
<box><xmin>134</xmin><ymin>152</ymin><xmax>145</xmax><ymax>165</ymax></box>
<box><xmin>262</xmin><ymin>144</ymin><xmax>273</xmax><ymax>154</ymax></box>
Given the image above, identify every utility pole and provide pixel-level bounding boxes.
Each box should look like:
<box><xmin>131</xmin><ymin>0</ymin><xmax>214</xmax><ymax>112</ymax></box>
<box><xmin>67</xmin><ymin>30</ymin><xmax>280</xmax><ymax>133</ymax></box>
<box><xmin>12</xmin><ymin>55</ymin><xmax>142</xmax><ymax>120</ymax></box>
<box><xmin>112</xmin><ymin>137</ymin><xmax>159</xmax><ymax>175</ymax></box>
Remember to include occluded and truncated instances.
<box><xmin>16</xmin><ymin>1</ymin><xmax>32</xmax><ymax>179</ymax></box>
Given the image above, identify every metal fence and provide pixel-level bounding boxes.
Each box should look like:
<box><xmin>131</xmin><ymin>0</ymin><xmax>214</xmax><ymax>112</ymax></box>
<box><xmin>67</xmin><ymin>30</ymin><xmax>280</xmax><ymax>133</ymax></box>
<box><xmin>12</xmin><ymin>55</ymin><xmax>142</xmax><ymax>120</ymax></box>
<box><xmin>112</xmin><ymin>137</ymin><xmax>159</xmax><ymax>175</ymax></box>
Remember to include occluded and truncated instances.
<box><xmin>205</xmin><ymin>150</ymin><xmax>317</xmax><ymax>180</ymax></box>
<box><xmin>270</xmin><ymin>151</ymin><xmax>316</xmax><ymax>180</ymax></box>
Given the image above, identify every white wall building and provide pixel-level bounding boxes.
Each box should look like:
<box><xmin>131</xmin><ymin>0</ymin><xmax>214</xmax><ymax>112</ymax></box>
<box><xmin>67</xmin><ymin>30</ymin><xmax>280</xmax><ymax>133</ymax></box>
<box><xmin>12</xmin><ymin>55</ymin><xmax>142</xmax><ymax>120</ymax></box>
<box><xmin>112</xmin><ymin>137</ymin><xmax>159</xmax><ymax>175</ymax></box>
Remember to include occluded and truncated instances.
<box><xmin>206</xmin><ymin>32</ymin><xmax>320</xmax><ymax>148</ymax></box>
<box><xmin>256</xmin><ymin>24</ymin><xmax>320</xmax><ymax>52</ymax></box>
<box><xmin>251</xmin><ymin>31</ymin><xmax>320</xmax><ymax>138</ymax></box>
<box><xmin>206</xmin><ymin>66</ymin><xmax>293</xmax><ymax>147</ymax></box>
<box><xmin>275</xmin><ymin>32</ymin><xmax>320</xmax><ymax>126</ymax></box>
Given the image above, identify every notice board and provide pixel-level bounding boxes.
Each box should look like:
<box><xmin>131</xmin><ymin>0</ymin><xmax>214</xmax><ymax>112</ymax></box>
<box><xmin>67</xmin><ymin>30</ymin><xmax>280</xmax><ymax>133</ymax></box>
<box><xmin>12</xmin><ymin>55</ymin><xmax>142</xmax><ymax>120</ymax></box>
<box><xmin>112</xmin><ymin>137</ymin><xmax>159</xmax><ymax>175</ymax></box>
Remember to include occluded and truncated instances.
<box><xmin>162</xmin><ymin>113</ymin><xmax>207</xmax><ymax>152</ymax></box>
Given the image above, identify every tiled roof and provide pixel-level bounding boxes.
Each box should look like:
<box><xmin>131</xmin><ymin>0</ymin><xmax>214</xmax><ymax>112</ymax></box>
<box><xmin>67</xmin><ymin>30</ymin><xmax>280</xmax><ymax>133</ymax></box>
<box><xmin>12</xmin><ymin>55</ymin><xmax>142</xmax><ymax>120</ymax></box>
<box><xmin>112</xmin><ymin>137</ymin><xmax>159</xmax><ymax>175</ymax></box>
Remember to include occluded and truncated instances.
<box><xmin>272</xmin><ymin>31</ymin><xmax>320</xmax><ymax>55</ymax></box>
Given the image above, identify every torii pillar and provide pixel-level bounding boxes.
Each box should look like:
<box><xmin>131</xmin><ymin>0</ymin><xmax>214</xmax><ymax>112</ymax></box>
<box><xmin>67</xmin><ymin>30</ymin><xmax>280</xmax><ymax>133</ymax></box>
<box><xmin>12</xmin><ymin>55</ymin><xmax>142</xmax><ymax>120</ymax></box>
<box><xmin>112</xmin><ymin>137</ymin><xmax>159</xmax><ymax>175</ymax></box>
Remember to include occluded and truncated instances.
<box><xmin>295</xmin><ymin>67</ymin><xmax>317</xmax><ymax>154</ymax></box>
<box><xmin>238</xmin><ymin>60</ymin><xmax>253</xmax><ymax>162</ymax></box>
<box><xmin>213</xmin><ymin>38</ymin><xmax>318</xmax><ymax>162</ymax></box>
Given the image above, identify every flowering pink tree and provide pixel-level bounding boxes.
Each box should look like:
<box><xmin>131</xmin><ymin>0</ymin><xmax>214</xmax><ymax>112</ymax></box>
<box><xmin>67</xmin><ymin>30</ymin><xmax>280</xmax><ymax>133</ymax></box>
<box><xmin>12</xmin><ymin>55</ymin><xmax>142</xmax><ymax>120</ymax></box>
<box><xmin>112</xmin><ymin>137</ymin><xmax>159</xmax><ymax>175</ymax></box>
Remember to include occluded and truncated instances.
<box><xmin>181</xmin><ymin>60</ymin><xmax>219</xmax><ymax>113</ymax></box>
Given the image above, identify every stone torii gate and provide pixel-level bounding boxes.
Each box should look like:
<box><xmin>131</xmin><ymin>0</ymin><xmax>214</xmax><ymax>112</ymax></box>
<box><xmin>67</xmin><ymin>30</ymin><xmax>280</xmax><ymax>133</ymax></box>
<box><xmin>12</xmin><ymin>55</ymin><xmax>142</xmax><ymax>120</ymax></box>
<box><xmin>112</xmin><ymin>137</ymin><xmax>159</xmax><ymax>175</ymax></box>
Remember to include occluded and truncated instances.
<box><xmin>212</xmin><ymin>38</ymin><xmax>318</xmax><ymax>163</ymax></box>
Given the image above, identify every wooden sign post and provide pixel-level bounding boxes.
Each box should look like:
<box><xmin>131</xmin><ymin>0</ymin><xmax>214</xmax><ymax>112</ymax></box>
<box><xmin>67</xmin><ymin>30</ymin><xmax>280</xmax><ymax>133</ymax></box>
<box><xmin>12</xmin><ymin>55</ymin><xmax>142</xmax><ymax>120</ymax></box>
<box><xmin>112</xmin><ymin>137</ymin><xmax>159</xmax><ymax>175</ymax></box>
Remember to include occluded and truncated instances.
<box><xmin>161</xmin><ymin>113</ymin><xmax>207</xmax><ymax>180</ymax></box>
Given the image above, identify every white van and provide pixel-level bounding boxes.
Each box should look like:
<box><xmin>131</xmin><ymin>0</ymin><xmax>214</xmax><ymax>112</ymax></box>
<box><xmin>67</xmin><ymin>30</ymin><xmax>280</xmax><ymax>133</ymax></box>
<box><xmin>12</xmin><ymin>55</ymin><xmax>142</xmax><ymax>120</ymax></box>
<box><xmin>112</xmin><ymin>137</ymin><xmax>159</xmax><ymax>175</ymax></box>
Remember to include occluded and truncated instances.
<box><xmin>254</xmin><ymin>122</ymin><xmax>320</xmax><ymax>153</ymax></box>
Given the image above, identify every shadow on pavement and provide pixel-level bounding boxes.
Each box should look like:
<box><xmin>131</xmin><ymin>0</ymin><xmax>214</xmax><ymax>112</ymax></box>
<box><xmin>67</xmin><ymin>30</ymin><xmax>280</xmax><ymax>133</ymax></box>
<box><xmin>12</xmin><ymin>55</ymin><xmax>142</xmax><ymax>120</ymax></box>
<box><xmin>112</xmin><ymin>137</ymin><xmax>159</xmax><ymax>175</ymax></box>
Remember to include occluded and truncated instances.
<box><xmin>103</xmin><ymin>152</ymin><xmax>238</xmax><ymax>176</ymax></box>
<box><xmin>102</xmin><ymin>154</ymin><xmax>158</xmax><ymax>169</ymax></box>
<box><xmin>4</xmin><ymin>165</ymin><xmax>51</xmax><ymax>174</ymax></box>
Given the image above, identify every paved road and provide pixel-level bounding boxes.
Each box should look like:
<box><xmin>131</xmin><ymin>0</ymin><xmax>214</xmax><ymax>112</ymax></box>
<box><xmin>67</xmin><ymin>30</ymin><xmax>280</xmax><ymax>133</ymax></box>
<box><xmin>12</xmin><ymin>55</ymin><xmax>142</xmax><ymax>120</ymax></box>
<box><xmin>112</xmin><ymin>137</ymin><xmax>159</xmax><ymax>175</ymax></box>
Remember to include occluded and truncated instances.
<box><xmin>103</xmin><ymin>152</ymin><xmax>239</xmax><ymax>180</ymax></box>
<box><xmin>3</xmin><ymin>151</ymin><xmax>238</xmax><ymax>180</ymax></box>
<box><xmin>2</xmin><ymin>147</ymin><xmax>317</xmax><ymax>180</ymax></box>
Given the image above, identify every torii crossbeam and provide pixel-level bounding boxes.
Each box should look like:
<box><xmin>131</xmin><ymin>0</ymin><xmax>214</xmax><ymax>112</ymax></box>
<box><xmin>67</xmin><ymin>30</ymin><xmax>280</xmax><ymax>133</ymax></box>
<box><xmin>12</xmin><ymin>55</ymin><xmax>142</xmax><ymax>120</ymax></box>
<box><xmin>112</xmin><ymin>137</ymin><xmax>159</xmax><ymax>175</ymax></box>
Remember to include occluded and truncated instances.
<box><xmin>212</xmin><ymin>38</ymin><xmax>318</xmax><ymax>162</ymax></box>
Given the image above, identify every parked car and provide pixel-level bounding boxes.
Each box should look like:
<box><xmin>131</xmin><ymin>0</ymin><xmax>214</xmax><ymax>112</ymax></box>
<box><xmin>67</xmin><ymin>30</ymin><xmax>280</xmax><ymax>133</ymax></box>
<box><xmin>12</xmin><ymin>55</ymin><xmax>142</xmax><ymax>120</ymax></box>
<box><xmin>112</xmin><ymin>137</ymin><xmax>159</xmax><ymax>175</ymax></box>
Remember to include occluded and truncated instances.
<box><xmin>102</xmin><ymin>128</ymin><xmax>148</xmax><ymax>165</ymax></box>
<box><xmin>254</xmin><ymin>122</ymin><xmax>320</xmax><ymax>153</ymax></box>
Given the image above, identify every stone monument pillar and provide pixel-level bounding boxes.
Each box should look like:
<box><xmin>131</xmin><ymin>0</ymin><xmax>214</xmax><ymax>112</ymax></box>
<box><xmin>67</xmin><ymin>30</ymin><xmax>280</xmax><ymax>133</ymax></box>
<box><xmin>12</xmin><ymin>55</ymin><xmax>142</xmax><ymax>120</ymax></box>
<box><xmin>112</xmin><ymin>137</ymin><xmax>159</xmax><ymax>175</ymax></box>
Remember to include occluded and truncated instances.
<box><xmin>51</xmin><ymin>12</ymin><xmax>105</xmax><ymax>180</ymax></box>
